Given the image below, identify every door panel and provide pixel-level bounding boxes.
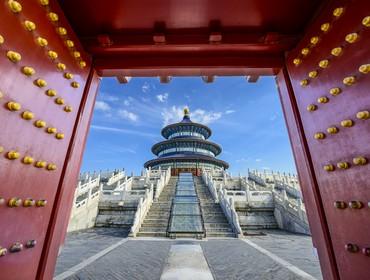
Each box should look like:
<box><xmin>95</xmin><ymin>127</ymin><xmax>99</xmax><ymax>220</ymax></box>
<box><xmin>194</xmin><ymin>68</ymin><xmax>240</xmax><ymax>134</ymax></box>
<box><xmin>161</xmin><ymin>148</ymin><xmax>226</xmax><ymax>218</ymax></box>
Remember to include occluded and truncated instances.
<box><xmin>0</xmin><ymin>1</ymin><xmax>94</xmax><ymax>279</ymax></box>
<box><xmin>283</xmin><ymin>0</ymin><xmax>370</xmax><ymax>278</ymax></box>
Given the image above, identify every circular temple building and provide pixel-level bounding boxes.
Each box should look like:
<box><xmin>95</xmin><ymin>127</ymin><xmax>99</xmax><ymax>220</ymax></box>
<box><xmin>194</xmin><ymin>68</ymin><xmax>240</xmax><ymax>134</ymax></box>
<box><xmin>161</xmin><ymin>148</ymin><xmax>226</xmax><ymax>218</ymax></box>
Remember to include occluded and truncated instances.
<box><xmin>144</xmin><ymin>108</ymin><xmax>229</xmax><ymax>175</ymax></box>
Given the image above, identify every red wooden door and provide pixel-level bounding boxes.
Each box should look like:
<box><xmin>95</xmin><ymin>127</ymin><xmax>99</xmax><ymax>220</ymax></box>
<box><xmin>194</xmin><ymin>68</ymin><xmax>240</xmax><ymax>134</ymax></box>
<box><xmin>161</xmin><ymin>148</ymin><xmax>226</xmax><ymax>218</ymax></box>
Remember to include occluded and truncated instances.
<box><xmin>280</xmin><ymin>1</ymin><xmax>370</xmax><ymax>278</ymax></box>
<box><xmin>0</xmin><ymin>1</ymin><xmax>99</xmax><ymax>279</ymax></box>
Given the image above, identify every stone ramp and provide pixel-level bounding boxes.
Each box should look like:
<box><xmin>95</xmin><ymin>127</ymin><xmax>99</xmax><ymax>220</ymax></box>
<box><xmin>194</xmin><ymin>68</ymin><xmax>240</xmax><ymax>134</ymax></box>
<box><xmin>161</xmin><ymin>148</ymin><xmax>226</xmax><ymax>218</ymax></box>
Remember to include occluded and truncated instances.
<box><xmin>161</xmin><ymin>243</ymin><xmax>214</xmax><ymax>280</ymax></box>
<box><xmin>168</xmin><ymin>173</ymin><xmax>204</xmax><ymax>238</ymax></box>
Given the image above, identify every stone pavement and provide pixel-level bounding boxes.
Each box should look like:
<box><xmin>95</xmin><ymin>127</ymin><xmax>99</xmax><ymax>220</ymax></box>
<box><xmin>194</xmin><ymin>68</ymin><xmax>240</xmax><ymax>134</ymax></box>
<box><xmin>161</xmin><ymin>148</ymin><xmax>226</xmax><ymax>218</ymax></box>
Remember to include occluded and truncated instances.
<box><xmin>246</xmin><ymin>230</ymin><xmax>322</xmax><ymax>279</ymax></box>
<box><xmin>55</xmin><ymin>228</ymin><xmax>322</xmax><ymax>280</ymax></box>
<box><xmin>54</xmin><ymin>228</ymin><xmax>129</xmax><ymax>276</ymax></box>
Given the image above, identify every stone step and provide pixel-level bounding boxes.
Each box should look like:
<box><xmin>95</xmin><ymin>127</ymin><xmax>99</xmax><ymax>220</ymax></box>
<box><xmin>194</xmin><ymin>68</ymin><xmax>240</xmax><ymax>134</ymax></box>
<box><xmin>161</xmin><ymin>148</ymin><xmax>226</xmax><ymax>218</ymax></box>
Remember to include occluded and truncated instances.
<box><xmin>151</xmin><ymin>202</ymin><xmax>172</xmax><ymax>205</ymax></box>
<box><xmin>203</xmin><ymin>217</ymin><xmax>229</xmax><ymax>223</ymax></box>
<box><xmin>158</xmin><ymin>196</ymin><xmax>175</xmax><ymax>200</ymax></box>
<box><xmin>143</xmin><ymin>217</ymin><xmax>169</xmax><ymax>222</ymax></box>
<box><xmin>95</xmin><ymin>223</ymin><xmax>132</xmax><ymax>228</ymax></box>
<box><xmin>146</xmin><ymin>210</ymin><xmax>171</xmax><ymax>214</ymax></box>
<box><xmin>142</xmin><ymin>221</ymin><xmax>169</xmax><ymax>227</ymax></box>
<box><xmin>150</xmin><ymin>205</ymin><xmax>172</xmax><ymax>208</ymax></box>
<box><xmin>201</xmin><ymin>211</ymin><xmax>225</xmax><ymax>215</ymax></box>
<box><xmin>146</xmin><ymin>212</ymin><xmax>170</xmax><ymax>216</ymax></box>
<box><xmin>140</xmin><ymin>226</ymin><xmax>168</xmax><ymax>232</ymax></box>
<box><xmin>136</xmin><ymin>231</ymin><xmax>167</xmax><ymax>237</ymax></box>
<box><xmin>204</xmin><ymin>223</ymin><xmax>232</xmax><ymax>228</ymax></box>
<box><xmin>146</xmin><ymin>209</ymin><xmax>171</xmax><ymax>213</ymax></box>
<box><xmin>200</xmin><ymin>207</ymin><xmax>223</xmax><ymax>213</ymax></box>
<box><xmin>147</xmin><ymin>207</ymin><xmax>171</xmax><ymax>211</ymax></box>
<box><xmin>168</xmin><ymin>233</ymin><xmax>205</xmax><ymax>239</ymax></box>
<box><xmin>145</xmin><ymin>217</ymin><xmax>170</xmax><ymax>221</ymax></box>
<box><xmin>206</xmin><ymin>232</ymin><xmax>236</xmax><ymax>238</ymax></box>
<box><xmin>241</xmin><ymin>224</ymin><xmax>278</xmax><ymax>230</ymax></box>
<box><xmin>205</xmin><ymin>227</ymin><xmax>233</xmax><ymax>232</ymax></box>
<box><xmin>201</xmin><ymin>208</ymin><xmax>223</xmax><ymax>211</ymax></box>
<box><xmin>152</xmin><ymin>203</ymin><xmax>172</xmax><ymax>206</ymax></box>
<box><xmin>200</xmin><ymin>202</ymin><xmax>220</xmax><ymax>205</ymax></box>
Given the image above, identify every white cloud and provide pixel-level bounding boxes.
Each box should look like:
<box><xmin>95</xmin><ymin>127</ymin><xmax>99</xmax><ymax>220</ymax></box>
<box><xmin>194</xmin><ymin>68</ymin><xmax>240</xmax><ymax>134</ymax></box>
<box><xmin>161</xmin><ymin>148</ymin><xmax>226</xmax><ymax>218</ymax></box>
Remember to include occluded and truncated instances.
<box><xmin>194</xmin><ymin>110</ymin><xmax>222</xmax><ymax>125</ymax></box>
<box><xmin>99</xmin><ymin>92</ymin><xmax>119</xmax><ymax>102</ymax></box>
<box><xmin>225</xmin><ymin>110</ymin><xmax>236</xmax><ymax>114</ymax></box>
<box><xmin>161</xmin><ymin>106</ymin><xmax>222</xmax><ymax>125</ymax></box>
<box><xmin>255</xmin><ymin>158</ymin><xmax>262</xmax><ymax>162</ymax></box>
<box><xmin>161</xmin><ymin>106</ymin><xmax>184</xmax><ymax>126</ymax></box>
<box><xmin>95</xmin><ymin>101</ymin><xmax>111</xmax><ymax>112</ymax></box>
<box><xmin>104</xmin><ymin>95</ymin><xmax>119</xmax><ymax>102</ymax></box>
<box><xmin>156</xmin><ymin>93</ymin><xmax>169</xmax><ymax>103</ymax></box>
<box><xmin>123</xmin><ymin>97</ymin><xmax>134</xmax><ymax>106</ymax></box>
<box><xmin>91</xmin><ymin>125</ymin><xmax>156</xmax><ymax>138</ymax></box>
<box><xmin>142</xmin><ymin>82</ymin><xmax>150</xmax><ymax>93</ymax></box>
<box><xmin>161</xmin><ymin>106</ymin><xmax>223</xmax><ymax>126</ymax></box>
<box><xmin>118</xmin><ymin>110</ymin><xmax>139</xmax><ymax>122</ymax></box>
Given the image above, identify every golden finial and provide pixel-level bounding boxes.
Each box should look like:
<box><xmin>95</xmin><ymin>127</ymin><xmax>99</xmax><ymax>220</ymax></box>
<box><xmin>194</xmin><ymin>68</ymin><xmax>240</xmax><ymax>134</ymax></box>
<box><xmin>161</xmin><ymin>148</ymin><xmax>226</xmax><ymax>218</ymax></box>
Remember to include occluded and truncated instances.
<box><xmin>184</xmin><ymin>107</ymin><xmax>190</xmax><ymax>116</ymax></box>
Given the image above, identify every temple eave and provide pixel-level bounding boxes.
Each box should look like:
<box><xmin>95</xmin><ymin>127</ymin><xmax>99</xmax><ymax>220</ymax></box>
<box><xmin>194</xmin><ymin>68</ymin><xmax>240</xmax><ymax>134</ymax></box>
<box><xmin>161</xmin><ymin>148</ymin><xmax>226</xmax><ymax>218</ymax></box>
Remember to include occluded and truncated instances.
<box><xmin>151</xmin><ymin>138</ymin><xmax>222</xmax><ymax>156</ymax></box>
<box><xmin>144</xmin><ymin>155</ymin><xmax>229</xmax><ymax>169</ymax></box>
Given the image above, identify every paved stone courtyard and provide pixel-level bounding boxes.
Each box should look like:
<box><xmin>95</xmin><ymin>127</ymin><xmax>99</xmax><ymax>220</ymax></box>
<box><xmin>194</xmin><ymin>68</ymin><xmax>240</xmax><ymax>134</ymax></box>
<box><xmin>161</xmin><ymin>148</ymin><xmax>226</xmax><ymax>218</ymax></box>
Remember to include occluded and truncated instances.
<box><xmin>55</xmin><ymin>228</ymin><xmax>322</xmax><ymax>280</ymax></box>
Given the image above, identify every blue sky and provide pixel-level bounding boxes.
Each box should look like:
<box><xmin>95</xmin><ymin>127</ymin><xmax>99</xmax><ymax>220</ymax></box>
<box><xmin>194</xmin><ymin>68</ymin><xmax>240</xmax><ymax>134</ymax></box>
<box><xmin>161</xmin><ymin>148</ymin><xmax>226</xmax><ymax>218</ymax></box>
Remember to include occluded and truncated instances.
<box><xmin>81</xmin><ymin>76</ymin><xmax>297</xmax><ymax>175</ymax></box>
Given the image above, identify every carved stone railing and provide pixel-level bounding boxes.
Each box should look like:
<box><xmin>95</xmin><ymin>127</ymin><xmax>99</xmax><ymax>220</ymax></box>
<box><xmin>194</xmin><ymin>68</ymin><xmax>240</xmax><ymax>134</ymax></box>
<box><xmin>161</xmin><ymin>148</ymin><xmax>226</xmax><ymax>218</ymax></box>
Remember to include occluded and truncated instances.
<box><xmin>68</xmin><ymin>182</ymin><xmax>102</xmax><ymax>232</ymax></box>
<box><xmin>76</xmin><ymin>175</ymin><xmax>100</xmax><ymax>196</ymax></box>
<box><xmin>154</xmin><ymin>167</ymin><xmax>172</xmax><ymax>200</ymax></box>
<box><xmin>273</xmin><ymin>190</ymin><xmax>309</xmax><ymax>233</ymax></box>
<box><xmin>101</xmin><ymin>190</ymin><xmax>146</xmax><ymax>202</ymax></box>
<box><xmin>201</xmin><ymin>172</ymin><xmax>219</xmax><ymax>202</ymax></box>
<box><xmin>274</xmin><ymin>180</ymin><xmax>301</xmax><ymax>199</ymax></box>
<box><xmin>202</xmin><ymin>170</ymin><xmax>241</xmax><ymax>237</ymax></box>
<box><xmin>129</xmin><ymin>184</ymin><xmax>154</xmax><ymax>237</ymax></box>
<box><xmin>247</xmin><ymin>172</ymin><xmax>267</xmax><ymax>187</ymax></box>
<box><xmin>219</xmin><ymin>188</ymin><xmax>243</xmax><ymax>237</ymax></box>
<box><xmin>104</xmin><ymin>170</ymin><xmax>124</xmax><ymax>185</ymax></box>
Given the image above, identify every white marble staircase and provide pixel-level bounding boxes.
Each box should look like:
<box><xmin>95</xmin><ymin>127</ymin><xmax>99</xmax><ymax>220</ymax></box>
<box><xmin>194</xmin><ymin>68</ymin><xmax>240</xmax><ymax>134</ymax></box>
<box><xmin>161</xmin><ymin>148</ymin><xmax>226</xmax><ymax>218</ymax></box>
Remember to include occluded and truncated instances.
<box><xmin>137</xmin><ymin>177</ymin><xmax>178</xmax><ymax>237</ymax></box>
<box><xmin>194</xmin><ymin>177</ymin><xmax>236</xmax><ymax>238</ymax></box>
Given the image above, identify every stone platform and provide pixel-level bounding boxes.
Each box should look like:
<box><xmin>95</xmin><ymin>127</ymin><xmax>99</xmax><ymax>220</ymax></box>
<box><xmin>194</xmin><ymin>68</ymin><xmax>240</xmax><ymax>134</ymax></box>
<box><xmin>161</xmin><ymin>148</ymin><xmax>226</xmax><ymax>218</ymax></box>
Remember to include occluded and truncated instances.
<box><xmin>55</xmin><ymin>229</ymin><xmax>322</xmax><ymax>280</ymax></box>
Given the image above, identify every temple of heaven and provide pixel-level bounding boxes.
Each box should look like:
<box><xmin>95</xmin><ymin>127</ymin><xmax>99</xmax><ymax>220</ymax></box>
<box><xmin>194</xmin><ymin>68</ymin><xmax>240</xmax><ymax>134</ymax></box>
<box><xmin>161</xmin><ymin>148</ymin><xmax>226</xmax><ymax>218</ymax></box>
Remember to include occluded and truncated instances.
<box><xmin>144</xmin><ymin>108</ymin><xmax>229</xmax><ymax>176</ymax></box>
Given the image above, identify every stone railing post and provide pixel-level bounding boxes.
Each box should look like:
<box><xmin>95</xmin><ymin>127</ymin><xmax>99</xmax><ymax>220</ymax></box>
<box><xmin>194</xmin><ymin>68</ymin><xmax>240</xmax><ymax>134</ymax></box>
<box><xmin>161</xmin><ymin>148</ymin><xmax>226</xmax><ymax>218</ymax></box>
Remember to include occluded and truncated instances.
<box><xmin>282</xmin><ymin>189</ymin><xmax>288</xmax><ymax>208</ymax></box>
<box><xmin>297</xmin><ymin>198</ymin><xmax>304</xmax><ymax>220</ymax></box>
<box><xmin>245</xmin><ymin>184</ymin><xmax>250</xmax><ymax>203</ymax></box>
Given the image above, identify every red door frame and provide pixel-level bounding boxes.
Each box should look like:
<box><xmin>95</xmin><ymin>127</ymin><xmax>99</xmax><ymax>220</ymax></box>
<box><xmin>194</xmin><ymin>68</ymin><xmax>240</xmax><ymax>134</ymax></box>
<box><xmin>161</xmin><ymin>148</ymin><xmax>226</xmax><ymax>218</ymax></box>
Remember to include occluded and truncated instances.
<box><xmin>277</xmin><ymin>68</ymin><xmax>339</xmax><ymax>280</ymax></box>
<box><xmin>37</xmin><ymin>69</ymin><xmax>100</xmax><ymax>279</ymax></box>
<box><xmin>35</xmin><ymin>68</ymin><xmax>340</xmax><ymax>280</ymax></box>
<box><xmin>34</xmin><ymin>49</ymin><xmax>339</xmax><ymax>280</ymax></box>
<box><xmin>3</xmin><ymin>0</ymin><xmax>365</xmax><ymax>279</ymax></box>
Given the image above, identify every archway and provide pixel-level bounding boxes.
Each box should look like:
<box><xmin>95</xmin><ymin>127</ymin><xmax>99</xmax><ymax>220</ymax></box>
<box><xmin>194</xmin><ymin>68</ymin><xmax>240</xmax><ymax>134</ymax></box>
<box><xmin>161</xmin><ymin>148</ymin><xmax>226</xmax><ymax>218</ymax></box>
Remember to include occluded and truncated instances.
<box><xmin>0</xmin><ymin>1</ymin><xmax>369</xmax><ymax>279</ymax></box>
